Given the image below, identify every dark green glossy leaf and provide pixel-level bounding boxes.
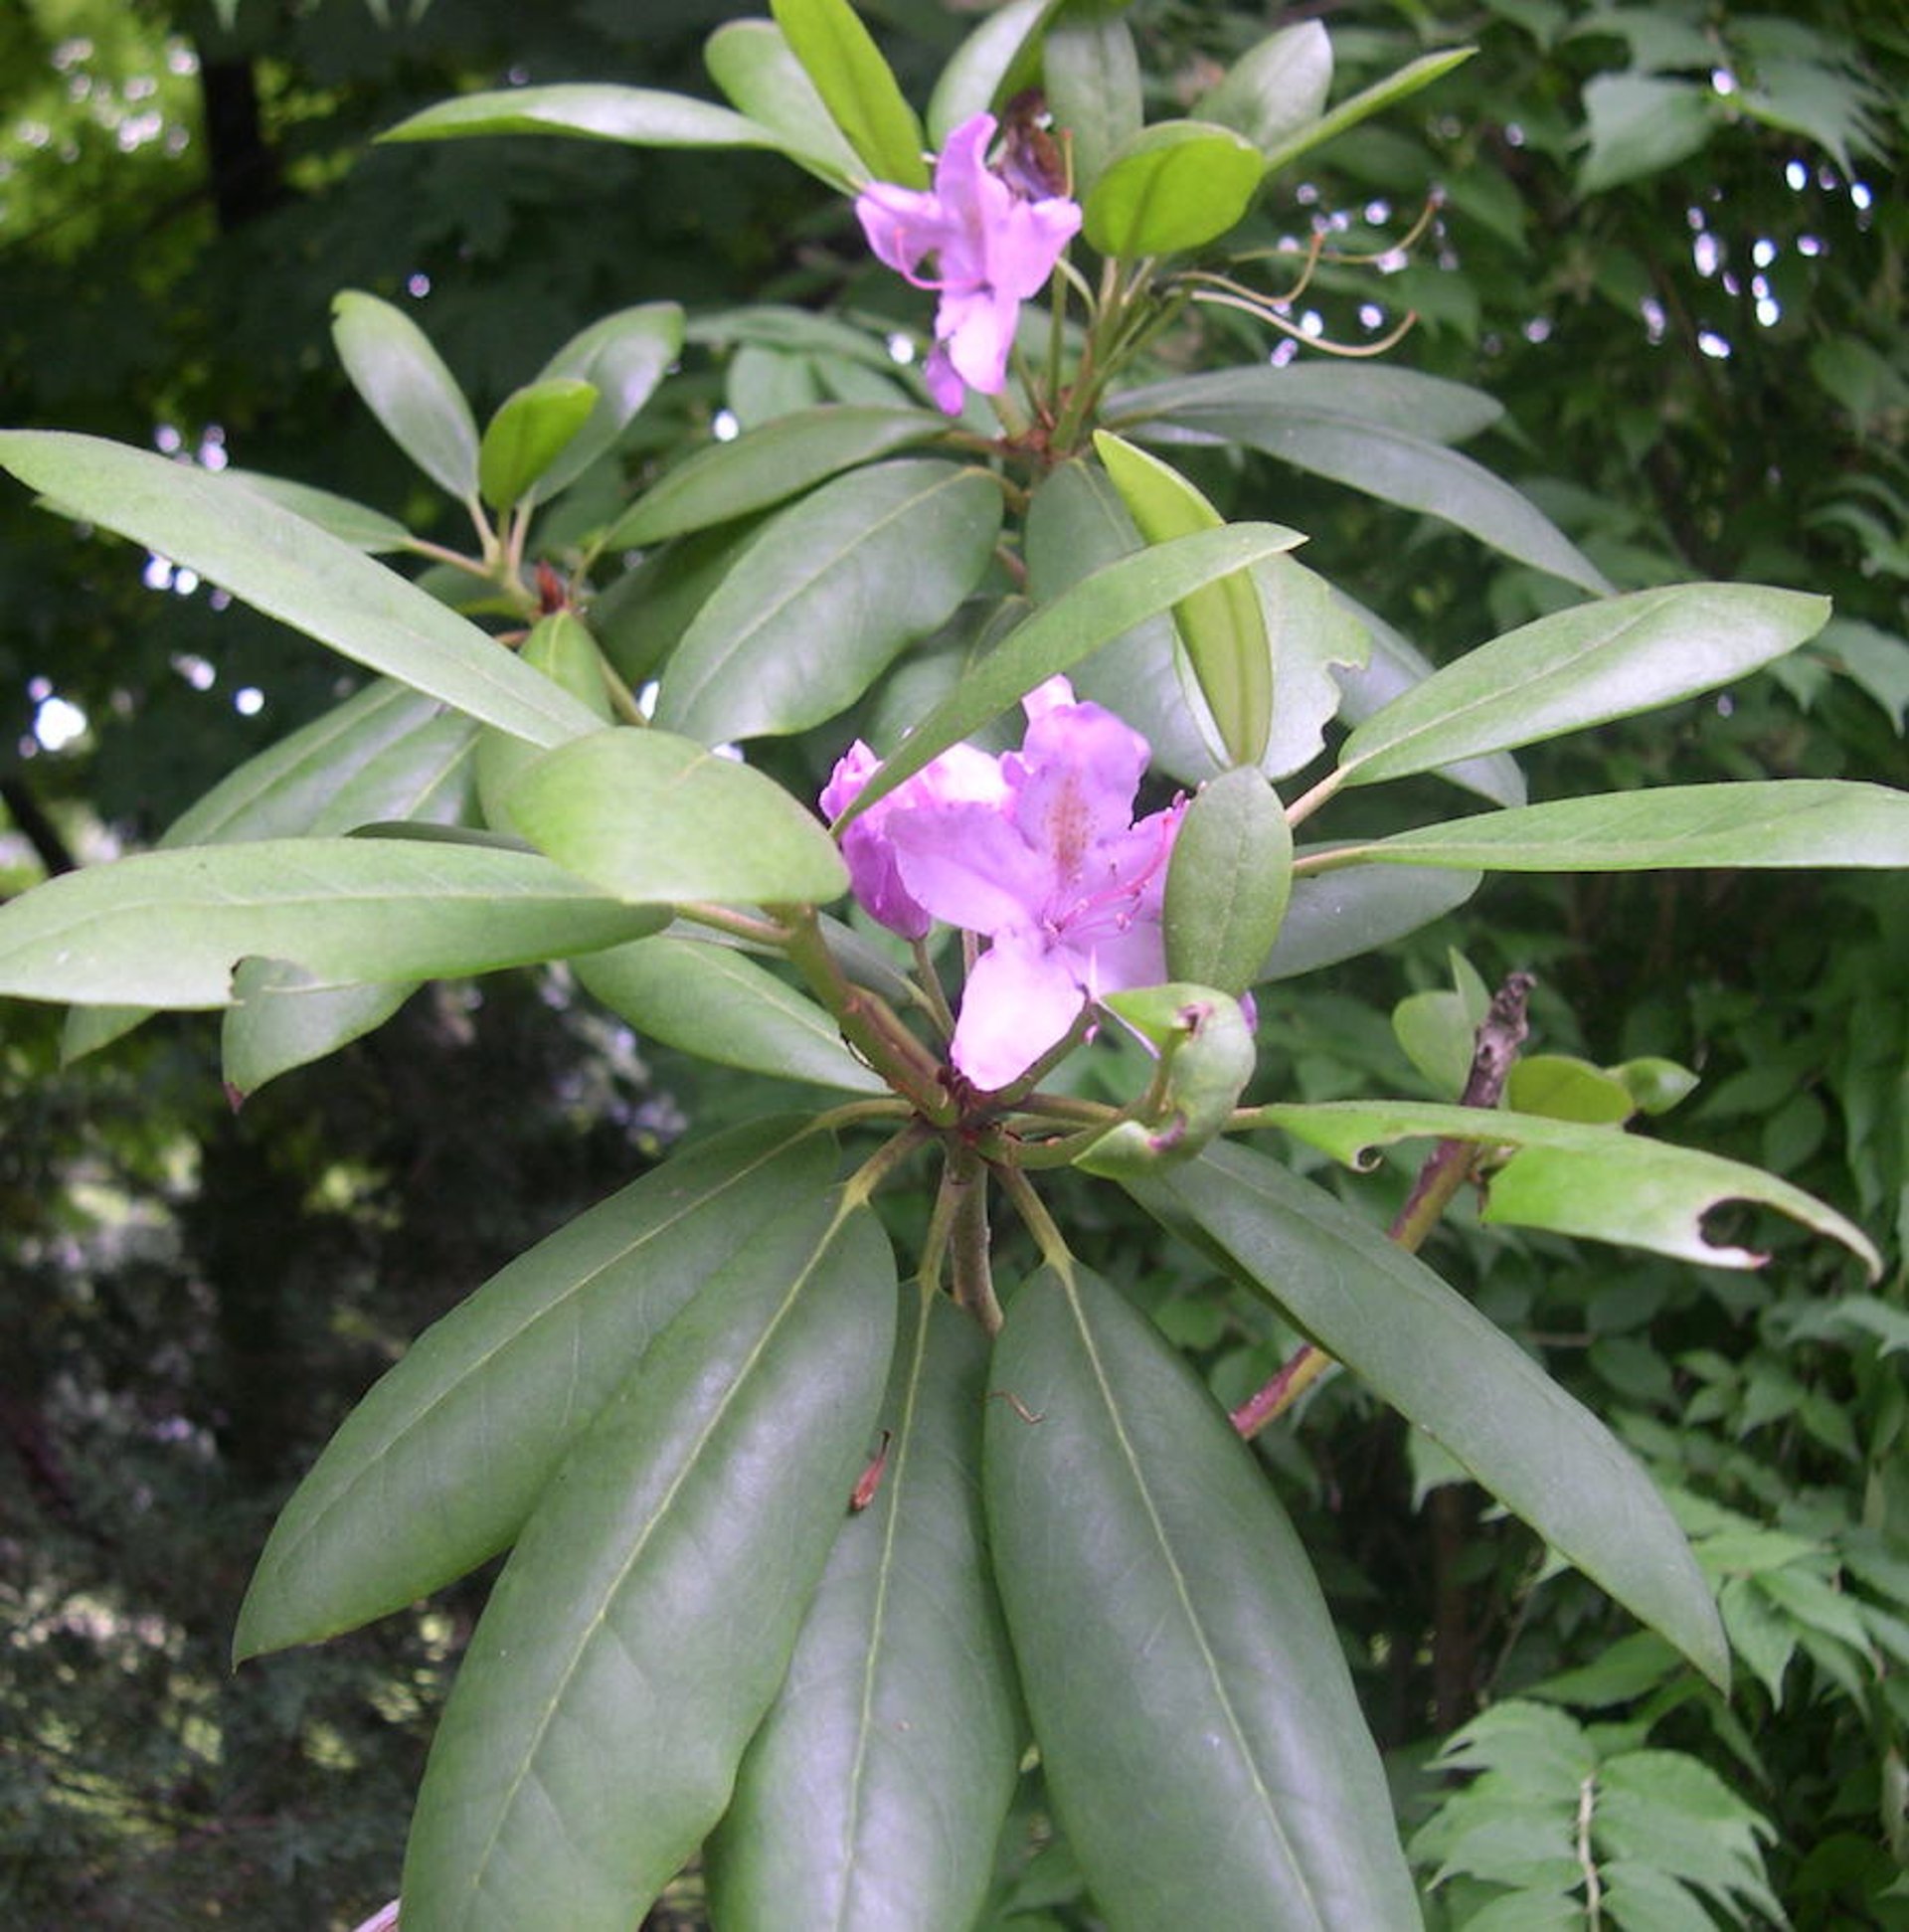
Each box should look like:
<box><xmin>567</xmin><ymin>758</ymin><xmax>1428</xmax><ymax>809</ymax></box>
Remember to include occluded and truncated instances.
<box><xmin>0</xmin><ymin>433</ymin><xmax>605</xmax><ymax>748</ymax></box>
<box><xmin>478</xmin><ymin>377</ymin><xmax>598</xmax><ymax>512</ymax></box>
<box><xmin>654</xmin><ymin>459</ymin><xmax>1002</xmax><ymax>744</ymax></box>
<box><xmin>836</xmin><ymin>524</ymin><xmax>1302</xmax><ymax>825</ymax></box>
<box><xmin>1255</xmin><ymin>1099</ymin><xmax>1880</xmax><ymax>1276</ymax></box>
<box><xmin>332</xmin><ymin>290</ymin><xmax>480</xmax><ymax>499</ymax></box>
<box><xmin>505</xmin><ymin>727</ymin><xmax>849</xmax><ymax>907</ymax></box>
<box><xmin>1164</xmin><ymin>767</ymin><xmax>1292</xmax><ymax>993</ymax></box>
<box><xmin>1321</xmin><ymin>780</ymin><xmax>1909</xmax><ymax>874</ymax></box>
<box><xmin>0</xmin><ymin>838</ymin><xmax>659</xmax><ymax>1008</ymax></box>
<box><xmin>985</xmin><ymin>1265</ymin><xmax>1421</xmax><ymax>1928</ymax></box>
<box><xmin>1337</xmin><ymin>585</ymin><xmax>1831</xmax><ymax>785</ymax></box>
<box><xmin>707</xmin><ymin>1289</ymin><xmax>1020</xmax><ymax>1930</ymax></box>
<box><xmin>398</xmin><ymin>1197</ymin><xmax>896</xmax><ymax>1930</ymax></box>
<box><xmin>1259</xmin><ymin>862</ymin><xmax>1480</xmax><ymax>981</ymax></box>
<box><xmin>770</xmin><ymin>0</ymin><xmax>927</xmax><ymax>186</ymax></box>
<box><xmin>1042</xmin><ymin>0</ymin><xmax>1142</xmax><ymax>190</ymax></box>
<box><xmin>1124</xmin><ymin>1142</ymin><xmax>1730</xmax><ymax>1683</ymax></box>
<box><xmin>234</xmin><ymin>1121</ymin><xmax>837</xmax><ymax>1657</ymax></box>
<box><xmin>574</xmin><ymin>935</ymin><xmax>882</xmax><ymax>1093</ymax></box>
<box><xmin>1197</xmin><ymin>22</ymin><xmax>1333</xmax><ymax>156</ymax></box>
<box><xmin>530</xmin><ymin>303</ymin><xmax>683</xmax><ymax>502</ymax></box>
<box><xmin>1082</xmin><ymin>120</ymin><xmax>1266</xmax><ymax>258</ymax></box>
<box><xmin>927</xmin><ymin>0</ymin><xmax>1058</xmax><ymax>144</ymax></box>
<box><xmin>704</xmin><ymin>19</ymin><xmax>862</xmax><ymax>187</ymax></box>
<box><xmin>607</xmin><ymin>407</ymin><xmax>948</xmax><ymax>549</ymax></box>
<box><xmin>380</xmin><ymin>83</ymin><xmax>783</xmax><ymax>153</ymax></box>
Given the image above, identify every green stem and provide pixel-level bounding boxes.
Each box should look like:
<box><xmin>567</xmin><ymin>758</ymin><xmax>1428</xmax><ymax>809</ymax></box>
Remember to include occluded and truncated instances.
<box><xmin>996</xmin><ymin>1162</ymin><xmax>1074</xmax><ymax>1279</ymax></box>
<box><xmin>841</xmin><ymin>1121</ymin><xmax>933</xmax><ymax>1212</ymax></box>
<box><xmin>947</xmin><ymin>1143</ymin><xmax>1001</xmax><ymax>1334</ymax></box>
<box><xmin>911</xmin><ymin>938</ymin><xmax>957</xmax><ymax>1040</ymax></box>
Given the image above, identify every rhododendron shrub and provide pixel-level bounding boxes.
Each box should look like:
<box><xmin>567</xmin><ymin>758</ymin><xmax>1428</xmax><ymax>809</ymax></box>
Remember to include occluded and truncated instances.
<box><xmin>0</xmin><ymin>1</ymin><xmax>1905</xmax><ymax>1927</ymax></box>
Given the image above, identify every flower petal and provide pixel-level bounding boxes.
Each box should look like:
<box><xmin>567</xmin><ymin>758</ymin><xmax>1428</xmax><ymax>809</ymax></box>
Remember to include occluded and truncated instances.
<box><xmin>889</xmin><ymin>802</ymin><xmax>1049</xmax><ymax>935</ymax></box>
<box><xmin>1007</xmin><ymin>696</ymin><xmax>1152</xmax><ymax>888</ymax></box>
<box><xmin>951</xmin><ymin>929</ymin><xmax>1086</xmax><ymax>1090</ymax></box>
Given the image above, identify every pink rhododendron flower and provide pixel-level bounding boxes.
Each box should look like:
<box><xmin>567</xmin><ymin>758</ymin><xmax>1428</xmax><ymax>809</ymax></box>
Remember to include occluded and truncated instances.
<box><xmin>822</xmin><ymin>678</ymin><xmax>1183</xmax><ymax>1092</ymax></box>
<box><xmin>854</xmin><ymin>113</ymin><xmax>1082</xmax><ymax>414</ymax></box>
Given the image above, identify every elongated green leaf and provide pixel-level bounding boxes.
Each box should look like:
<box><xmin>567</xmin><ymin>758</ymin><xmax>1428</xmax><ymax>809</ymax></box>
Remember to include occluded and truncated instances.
<box><xmin>575</xmin><ymin>935</ymin><xmax>882</xmax><ymax>1093</ymax></box>
<box><xmin>478</xmin><ymin>377</ymin><xmax>598</xmax><ymax>513</ymax></box>
<box><xmin>836</xmin><ymin>524</ymin><xmax>1302</xmax><ymax>825</ymax></box>
<box><xmin>65</xmin><ymin>682</ymin><xmax>473</xmax><ymax>1062</ymax></box>
<box><xmin>1164</xmin><ymin>767</ymin><xmax>1291</xmax><ymax>993</ymax></box>
<box><xmin>221</xmin><ymin>965</ymin><xmax>414</xmax><ymax>1099</ymax></box>
<box><xmin>332</xmin><ymin>291</ymin><xmax>480</xmax><ymax>499</ymax></box>
<box><xmin>708</xmin><ymin>1288</ymin><xmax>1020</xmax><ymax>1930</ymax></box>
<box><xmin>1042</xmin><ymin>0</ymin><xmax>1142</xmax><ymax>190</ymax></box>
<box><xmin>1338</xmin><ymin>585</ymin><xmax>1831</xmax><ymax>785</ymax></box>
<box><xmin>1125</xmin><ymin>408</ymin><xmax>1607</xmax><ymax>593</ymax></box>
<box><xmin>234</xmin><ymin>1121</ymin><xmax>836</xmax><ymax>1657</ymax></box>
<box><xmin>1094</xmin><ymin>433</ymin><xmax>1270</xmax><ymax>765</ymax></box>
<box><xmin>0</xmin><ymin>433</ymin><xmax>605</xmax><ymax>748</ymax></box>
<box><xmin>1260</xmin><ymin>47</ymin><xmax>1476</xmax><ymax>175</ymax></box>
<box><xmin>380</xmin><ymin>83</ymin><xmax>784</xmax><ymax>152</ymax></box>
<box><xmin>506</xmin><ymin>727</ymin><xmax>849</xmax><ymax>906</ymax></box>
<box><xmin>0</xmin><ymin>838</ymin><xmax>659</xmax><ymax>1008</ymax></box>
<box><xmin>655</xmin><ymin>459</ymin><xmax>1003</xmax><ymax>744</ymax></box>
<box><xmin>1260</xmin><ymin>862</ymin><xmax>1480</xmax><ymax>980</ymax></box>
<box><xmin>1257</xmin><ymin>1100</ymin><xmax>1880</xmax><ymax>1277</ymax></box>
<box><xmin>1125</xmin><ymin>1142</ymin><xmax>1730</xmax><ymax>1683</ymax></box>
<box><xmin>1197</xmin><ymin>22</ymin><xmax>1333</xmax><ymax>156</ymax></box>
<box><xmin>476</xmin><ymin>613</ymin><xmax>614</xmax><ymax>835</ymax></box>
<box><xmin>226</xmin><ymin>471</ymin><xmax>411</xmax><ymax>552</ymax></box>
<box><xmin>1107</xmin><ymin>363</ymin><xmax>1504</xmax><ymax>449</ymax></box>
<box><xmin>399</xmin><ymin>1198</ymin><xmax>896</xmax><ymax>1931</ymax></box>
<box><xmin>770</xmin><ymin>0</ymin><xmax>927</xmax><ymax>186</ymax></box>
<box><xmin>927</xmin><ymin>0</ymin><xmax>1058</xmax><ymax>144</ymax></box>
<box><xmin>530</xmin><ymin>303</ymin><xmax>684</xmax><ymax>502</ymax></box>
<box><xmin>1083</xmin><ymin>120</ymin><xmax>1266</xmax><ymax>258</ymax></box>
<box><xmin>985</xmin><ymin>1265</ymin><xmax>1420</xmax><ymax>1928</ymax></box>
<box><xmin>607</xmin><ymin>406</ymin><xmax>947</xmax><ymax>548</ymax></box>
<box><xmin>705</xmin><ymin>19</ymin><xmax>862</xmax><ymax>186</ymax></box>
<box><xmin>1331</xmin><ymin>592</ymin><xmax>1525</xmax><ymax>806</ymax></box>
<box><xmin>1319</xmin><ymin>780</ymin><xmax>1909</xmax><ymax>875</ymax></box>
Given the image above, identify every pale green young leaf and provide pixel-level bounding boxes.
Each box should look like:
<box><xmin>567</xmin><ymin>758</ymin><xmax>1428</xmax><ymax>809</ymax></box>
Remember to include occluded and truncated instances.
<box><xmin>1081</xmin><ymin>120</ymin><xmax>1266</xmax><ymax>258</ymax></box>
<box><xmin>769</xmin><ymin>0</ymin><xmax>928</xmax><ymax>186</ymax></box>
<box><xmin>529</xmin><ymin>303</ymin><xmax>684</xmax><ymax>502</ymax></box>
<box><xmin>477</xmin><ymin>377</ymin><xmax>598</xmax><ymax>513</ymax></box>
<box><xmin>379</xmin><ymin>83</ymin><xmax>783</xmax><ymax>152</ymax></box>
<box><xmin>705</xmin><ymin>19</ymin><xmax>862</xmax><ymax>187</ymax></box>
<box><xmin>1260</xmin><ymin>47</ymin><xmax>1476</xmax><ymax>175</ymax></box>
<box><xmin>1196</xmin><ymin>22</ymin><xmax>1333</xmax><ymax>155</ymax></box>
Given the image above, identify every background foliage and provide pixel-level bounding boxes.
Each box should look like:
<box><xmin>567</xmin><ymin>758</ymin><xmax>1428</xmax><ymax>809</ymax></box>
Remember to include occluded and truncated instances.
<box><xmin>1</xmin><ymin>0</ymin><xmax>1904</xmax><ymax>1924</ymax></box>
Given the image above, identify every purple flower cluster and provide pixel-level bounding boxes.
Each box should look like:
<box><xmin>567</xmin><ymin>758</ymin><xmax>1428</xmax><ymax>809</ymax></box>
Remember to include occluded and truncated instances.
<box><xmin>823</xmin><ymin>678</ymin><xmax>1184</xmax><ymax>1092</ymax></box>
<box><xmin>854</xmin><ymin>113</ymin><xmax>1081</xmax><ymax>415</ymax></box>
